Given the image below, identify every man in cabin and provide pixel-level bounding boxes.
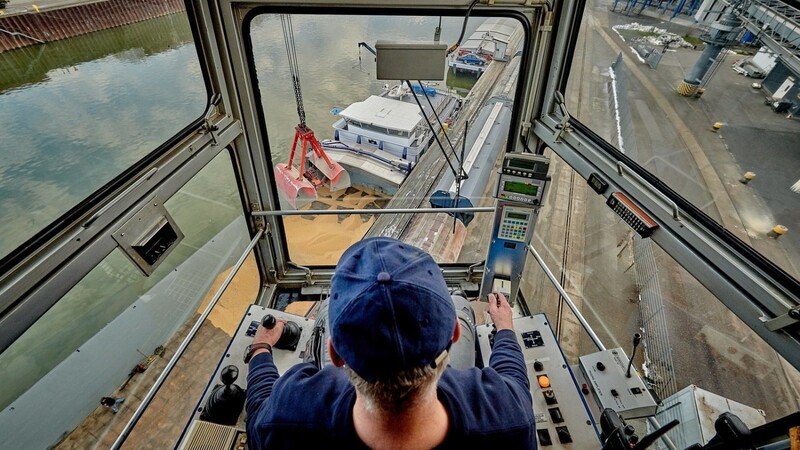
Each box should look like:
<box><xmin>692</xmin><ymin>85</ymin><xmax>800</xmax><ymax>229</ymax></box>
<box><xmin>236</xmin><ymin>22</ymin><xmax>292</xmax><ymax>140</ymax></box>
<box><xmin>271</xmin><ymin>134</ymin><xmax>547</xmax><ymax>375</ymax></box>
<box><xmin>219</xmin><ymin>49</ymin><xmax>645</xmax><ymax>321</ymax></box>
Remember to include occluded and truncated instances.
<box><xmin>245</xmin><ymin>237</ymin><xmax>535</xmax><ymax>449</ymax></box>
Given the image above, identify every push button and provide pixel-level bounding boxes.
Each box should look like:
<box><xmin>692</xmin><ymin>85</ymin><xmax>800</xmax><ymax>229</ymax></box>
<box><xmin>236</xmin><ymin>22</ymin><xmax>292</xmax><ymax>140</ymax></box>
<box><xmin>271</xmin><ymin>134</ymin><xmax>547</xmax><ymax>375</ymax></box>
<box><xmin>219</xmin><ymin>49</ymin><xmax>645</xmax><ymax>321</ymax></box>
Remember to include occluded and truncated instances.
<box><xmin>556</xmin><ymin>426</ymin><xmax>572</xmax><ymax>444</ymax></box>
<box><xmin>548</xmin><ymin>407</ymin><xmax>564</xmax><ymax>423</ymax></box>
<box><xmin>537</xmin><ymin>375</ymin><xmax>551</xmax><ymax>389</ymax></box>
<box><xmin>543</xmin><ymin>389</ymin><xmax>557</xmax><ymax>405</ymax></box>
<box><xmin>537</xmin><ymin>429</ymin><xmax>553</xmax><ymax>446</ymax></box>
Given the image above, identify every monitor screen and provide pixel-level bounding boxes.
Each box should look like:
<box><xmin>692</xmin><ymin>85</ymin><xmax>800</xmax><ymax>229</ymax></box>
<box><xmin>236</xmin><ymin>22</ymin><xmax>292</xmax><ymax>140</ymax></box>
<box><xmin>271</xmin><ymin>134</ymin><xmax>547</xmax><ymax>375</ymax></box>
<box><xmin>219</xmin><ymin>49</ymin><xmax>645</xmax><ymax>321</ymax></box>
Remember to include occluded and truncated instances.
<box><xmin>504</xmin><ymin>180</ymin><xmax>539</xmax><ymax>197</ymax></box>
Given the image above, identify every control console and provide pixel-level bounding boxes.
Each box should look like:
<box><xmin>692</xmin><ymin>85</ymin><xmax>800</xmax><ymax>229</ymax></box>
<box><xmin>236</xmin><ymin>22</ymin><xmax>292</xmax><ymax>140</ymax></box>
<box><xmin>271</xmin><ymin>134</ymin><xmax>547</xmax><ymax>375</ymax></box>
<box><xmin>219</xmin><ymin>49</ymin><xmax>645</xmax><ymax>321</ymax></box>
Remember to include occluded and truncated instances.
<box><xmin>177</xmin><ymin>305</ymin><xmax>314</xmax><ymax>450</ymax></box>
<box><xmin>477</xmin><ymin>314</ymin><xmax>600</xmax><ymax>448</ymax></box>
<box><xmin>578</xmin><ymin>348</ymin><xmax>658</xmax><ymax>419</ymax></box>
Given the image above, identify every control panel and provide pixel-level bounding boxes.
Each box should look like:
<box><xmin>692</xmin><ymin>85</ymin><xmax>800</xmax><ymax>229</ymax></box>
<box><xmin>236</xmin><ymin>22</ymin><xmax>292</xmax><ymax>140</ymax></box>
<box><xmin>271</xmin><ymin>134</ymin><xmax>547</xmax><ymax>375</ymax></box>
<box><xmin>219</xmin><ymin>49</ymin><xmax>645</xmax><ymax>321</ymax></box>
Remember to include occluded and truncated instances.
<box><xmin>578</xmin><ymin>348</ymin><xmax>658</xmax><ymax>419</ymax></box>
<box><xmin>477</xmin><ymin>314</ymin><xmax>600</xmax><ymax>448</ymax></box>
<box><xmin>481</xmin><ymin>153</ymin><xmax>551</xmax><ymax>304</ymax></box>
<box><xmin>497</xmin><ymin>206</ymin><xmax>533</xmax><ymax>242</ymax></box>
<box><xmin>495</xmin><ymin>153</ymin><xmax>549</xmax><ymax>206</ymax></box>
<box><xmin>177</xmin><ymin>305</ymin><xmax>314</xmax><ymax>450</ymax></box>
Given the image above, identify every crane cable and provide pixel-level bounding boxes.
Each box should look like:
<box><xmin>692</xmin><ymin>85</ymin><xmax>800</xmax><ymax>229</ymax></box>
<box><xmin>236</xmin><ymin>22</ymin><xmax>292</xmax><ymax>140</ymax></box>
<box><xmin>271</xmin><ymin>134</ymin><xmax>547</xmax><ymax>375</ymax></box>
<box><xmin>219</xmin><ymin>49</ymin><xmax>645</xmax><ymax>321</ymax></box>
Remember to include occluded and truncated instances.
<box><xmin>280</xmin><ymin>14</ymin><xmax>306</xmax><ymax>126</ymax></box>
<box><xmin>447</xmin><ymin>0</ymin><xmax>481</xmax><ymax>56</ymax></box>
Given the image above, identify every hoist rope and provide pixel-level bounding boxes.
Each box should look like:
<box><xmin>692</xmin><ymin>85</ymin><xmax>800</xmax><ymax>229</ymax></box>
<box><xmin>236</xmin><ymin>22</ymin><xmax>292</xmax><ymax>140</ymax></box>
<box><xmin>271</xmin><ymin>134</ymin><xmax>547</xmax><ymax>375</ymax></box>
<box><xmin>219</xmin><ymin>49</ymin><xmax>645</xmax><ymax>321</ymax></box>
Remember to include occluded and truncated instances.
<box><xmin>280</xmin><ymin>14</ymin><xmax>306</xmax><ymax>126</ymax></box>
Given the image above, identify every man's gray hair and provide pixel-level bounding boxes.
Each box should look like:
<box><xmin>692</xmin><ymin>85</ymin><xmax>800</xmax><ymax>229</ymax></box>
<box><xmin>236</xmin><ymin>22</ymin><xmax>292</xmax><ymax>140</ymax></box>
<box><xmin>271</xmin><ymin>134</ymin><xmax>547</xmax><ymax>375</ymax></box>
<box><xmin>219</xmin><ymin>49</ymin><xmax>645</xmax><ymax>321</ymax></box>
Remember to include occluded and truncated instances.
<box><xmin>344</xmin><ymin>354</ymin><xmax>449</xmax><ymax>414</ymax></box>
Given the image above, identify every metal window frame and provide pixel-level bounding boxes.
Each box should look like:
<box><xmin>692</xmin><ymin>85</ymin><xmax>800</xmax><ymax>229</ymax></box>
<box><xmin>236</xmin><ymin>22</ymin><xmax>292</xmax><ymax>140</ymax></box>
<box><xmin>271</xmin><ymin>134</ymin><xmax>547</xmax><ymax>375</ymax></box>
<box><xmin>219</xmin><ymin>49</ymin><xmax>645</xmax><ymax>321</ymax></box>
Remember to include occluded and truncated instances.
<box><xmin>216</xmin><ymin>0</ymin><xmax>550</xmax><ymax>303</ymax></box>
<box><xmin>0</xmin><ymin>0</ymin><xmax>256</xmax><ymax>353</ymax></box>
<box><xmin>531</xmin><ymin>0</ymin><xmax>800</xmax><ymax>370</ymax></box>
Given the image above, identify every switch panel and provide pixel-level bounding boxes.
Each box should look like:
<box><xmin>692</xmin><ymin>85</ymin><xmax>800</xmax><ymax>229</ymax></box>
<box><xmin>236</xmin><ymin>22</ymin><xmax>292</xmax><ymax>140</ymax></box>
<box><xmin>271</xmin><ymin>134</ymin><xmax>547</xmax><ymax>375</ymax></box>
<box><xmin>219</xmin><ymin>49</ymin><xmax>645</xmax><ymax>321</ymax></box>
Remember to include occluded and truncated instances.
<box><xmin>477</xmin><ymin>314</ymin><xmax>599</xmax><ymax>449</ymax></box>
<box><xmin>578</xmin><ymin>348</ymin><xmax>658</xmax><ymax>419</ymax></box>
<box><xmin>606</xmin><ymin>192</ymin><xmax>658</xmax><ymax>238</ymax></box>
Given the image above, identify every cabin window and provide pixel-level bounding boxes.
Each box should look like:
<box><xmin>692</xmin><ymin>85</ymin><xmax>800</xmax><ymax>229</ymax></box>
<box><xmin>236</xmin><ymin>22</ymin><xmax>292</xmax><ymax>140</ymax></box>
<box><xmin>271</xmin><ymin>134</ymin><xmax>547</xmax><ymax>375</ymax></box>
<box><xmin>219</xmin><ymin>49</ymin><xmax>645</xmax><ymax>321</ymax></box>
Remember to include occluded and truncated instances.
<box><xmin>563</xmin><ymin>0</ymin><xmax>800</xmax><ymax>280</ymax></box>
<box><xmin>247</xmin><ymin>11</ymin><xmax>524</xmax><ymax>265</ymax></box>
<box><xmin>0</xmin><ymin>9</ymin><xmax>208</xmax><ymax>261</ymax></box>
<box><xmin>0</xmin><ymin>151</ymin><xmax>250</xmax><ymax>419</ymax></box>
<box><xmin>532</xmin><ymin>152</ymin><xmax>800</xmax><ymax>420</ymax></box>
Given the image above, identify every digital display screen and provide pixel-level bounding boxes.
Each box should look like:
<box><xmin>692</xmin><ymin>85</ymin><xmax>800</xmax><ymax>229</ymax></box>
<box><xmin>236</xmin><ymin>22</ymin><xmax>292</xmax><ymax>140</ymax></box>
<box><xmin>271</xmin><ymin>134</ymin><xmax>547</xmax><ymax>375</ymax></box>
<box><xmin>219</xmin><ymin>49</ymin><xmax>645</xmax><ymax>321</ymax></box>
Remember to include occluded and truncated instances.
<box><xmin>504</xmin><ymin>180</ymin><xmax>539</xmax><ymax>196</ymax></box>
<box><xmin>508</xmin><ymin>158</ymin><xmax>538</xmax><ymax>170</ymax></box>
<box><xmin>507</xmin><ymin>212</ymin><xmax>528</xmax><ymax>220</ymax></box>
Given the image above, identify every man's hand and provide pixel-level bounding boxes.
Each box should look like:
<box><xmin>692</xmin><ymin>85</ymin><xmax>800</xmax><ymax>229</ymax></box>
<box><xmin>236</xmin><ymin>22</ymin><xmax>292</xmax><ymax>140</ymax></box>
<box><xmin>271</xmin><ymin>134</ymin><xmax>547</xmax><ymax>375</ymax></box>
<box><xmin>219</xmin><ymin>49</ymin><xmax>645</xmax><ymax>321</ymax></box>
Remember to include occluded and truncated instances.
<box><xmin>251</xmin><ymin>319</ymin><xmax>286</xmax><ymax>357</ymax></box>
<box><xmin>488</xmin><ymin>292</ymin><xmax>514</xmax><ymax>331</ymax></box>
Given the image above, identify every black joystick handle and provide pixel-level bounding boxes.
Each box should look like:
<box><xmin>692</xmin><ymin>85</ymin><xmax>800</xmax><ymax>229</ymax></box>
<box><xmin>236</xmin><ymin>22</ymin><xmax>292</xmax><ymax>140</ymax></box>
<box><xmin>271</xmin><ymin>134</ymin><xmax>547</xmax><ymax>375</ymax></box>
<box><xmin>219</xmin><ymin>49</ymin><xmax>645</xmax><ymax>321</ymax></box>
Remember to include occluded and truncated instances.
<box><xmin>220</xmin><ymin>365</ymin><xmax>238</xmax><ymax>386</ymax></box>
<box><xmin>262</xmin><ymin>314</ymin><xmax>277</xmax><ymax>329</ymax></box>
<box><xmin>200</xmin><ymin>365</ymin><xmax>245</xmax><ymax>426</ymax></box>
<box><xmin>261</xmin><ymin>314</ymin><xmax>302</xmax><ymax>351</ymax></box>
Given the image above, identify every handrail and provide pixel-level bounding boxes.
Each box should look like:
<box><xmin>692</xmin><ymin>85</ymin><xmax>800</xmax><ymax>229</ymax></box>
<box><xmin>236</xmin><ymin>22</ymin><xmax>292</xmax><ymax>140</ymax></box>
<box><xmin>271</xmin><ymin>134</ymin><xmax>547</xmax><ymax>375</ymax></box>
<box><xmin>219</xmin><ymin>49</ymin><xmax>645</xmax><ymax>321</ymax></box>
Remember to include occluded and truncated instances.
<box><xmin>617</xmin><ymin>161</ymin><xmax>680</xmax><ymax>221</ymax></box>
<box><xmin>527</xmin><ymin>243</ymin><xmax>606</xmax><ymax>351</ymax></box>
<box><xmin>111</xmin><ymin>228</ymin><xmax>264</xmax><ymax>449</ymax></box>
<box><xmin>252</xmin><ymin>206</ymin><xmax>495</xmax><ymax>216</ymax></box>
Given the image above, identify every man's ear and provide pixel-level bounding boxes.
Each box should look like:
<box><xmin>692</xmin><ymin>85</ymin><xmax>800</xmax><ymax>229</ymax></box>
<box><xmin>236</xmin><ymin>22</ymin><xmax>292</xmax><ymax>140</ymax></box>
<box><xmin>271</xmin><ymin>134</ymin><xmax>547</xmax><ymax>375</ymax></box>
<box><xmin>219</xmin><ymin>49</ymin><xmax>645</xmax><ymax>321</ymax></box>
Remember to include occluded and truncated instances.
<box><xmin>328</xmin><ymin>336</ymin><xmax>345</xmax><ymax>367</ymax></box>
<box><xmin>452</xmin><ymin>320</ymin><xmax>461</xmax><ymax>343</ymax></box>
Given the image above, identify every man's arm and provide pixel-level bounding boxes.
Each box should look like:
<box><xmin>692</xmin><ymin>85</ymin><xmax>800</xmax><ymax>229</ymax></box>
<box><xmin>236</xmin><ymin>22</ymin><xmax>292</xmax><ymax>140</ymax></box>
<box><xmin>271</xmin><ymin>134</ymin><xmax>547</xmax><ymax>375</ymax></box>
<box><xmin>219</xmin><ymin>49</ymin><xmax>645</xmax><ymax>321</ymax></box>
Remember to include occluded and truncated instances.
<box><xmin>486</xmin><ymin>293</ymin><xmax>530</xmax><ymax>389</ymax></box>
<box><xmin>244</xmin><ymin>319</ymin><xmax>285</xmax><ymax>420</ymax></box>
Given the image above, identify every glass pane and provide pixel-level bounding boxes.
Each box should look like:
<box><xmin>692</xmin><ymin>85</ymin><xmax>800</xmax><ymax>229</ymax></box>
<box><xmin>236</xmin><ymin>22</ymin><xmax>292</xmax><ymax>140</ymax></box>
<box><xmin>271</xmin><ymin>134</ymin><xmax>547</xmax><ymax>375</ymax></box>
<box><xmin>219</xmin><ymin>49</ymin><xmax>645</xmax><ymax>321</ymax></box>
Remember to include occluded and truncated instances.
<box><xmin>249</xmin><ymin>13</ymin><xmax>524</xmax><ymax>265</ymax></box>
<box><xmin>0</xmin><ymin>151</ymin><xmax>254</xmax><ymax>450</ymax></box>
<box><xmin>564</xmin><ymin>0</ymin><xmax>800</xmax><ymax>281</ymax></box>
<box><xmin>523</xmin><ymin>152</ymin><xmax>798</xmax><ymax>430</ymax></box>
<box><xmin>0</xmin><ymin>9</ymin><xmax>207</xmax><ymax>259</ymax></box>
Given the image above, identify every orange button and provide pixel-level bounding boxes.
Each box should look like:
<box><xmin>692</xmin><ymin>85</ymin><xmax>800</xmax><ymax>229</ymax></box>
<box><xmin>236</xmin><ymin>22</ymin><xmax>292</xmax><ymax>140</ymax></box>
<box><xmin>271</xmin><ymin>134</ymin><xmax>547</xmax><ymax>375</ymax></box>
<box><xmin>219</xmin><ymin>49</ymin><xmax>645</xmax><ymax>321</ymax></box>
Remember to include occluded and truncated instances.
<box><xmin>538</xmin><ymin>375</ymin><xmax>551</xmax><ymax>389</ymax></box>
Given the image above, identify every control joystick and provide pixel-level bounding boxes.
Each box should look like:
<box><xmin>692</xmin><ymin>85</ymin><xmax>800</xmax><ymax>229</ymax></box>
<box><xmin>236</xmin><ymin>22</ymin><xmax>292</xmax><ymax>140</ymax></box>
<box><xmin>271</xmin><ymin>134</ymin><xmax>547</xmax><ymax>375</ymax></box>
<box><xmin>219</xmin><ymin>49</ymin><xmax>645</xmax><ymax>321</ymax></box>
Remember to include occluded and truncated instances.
<box><xmin>200</xmin><ymin>365</ymin><xmax>246</xmax><ymax>425</ymax></box>
<box><xmin>262</xmin><ymin>314</ymin><xmax>302</xmax><ymax>351</ymax></box>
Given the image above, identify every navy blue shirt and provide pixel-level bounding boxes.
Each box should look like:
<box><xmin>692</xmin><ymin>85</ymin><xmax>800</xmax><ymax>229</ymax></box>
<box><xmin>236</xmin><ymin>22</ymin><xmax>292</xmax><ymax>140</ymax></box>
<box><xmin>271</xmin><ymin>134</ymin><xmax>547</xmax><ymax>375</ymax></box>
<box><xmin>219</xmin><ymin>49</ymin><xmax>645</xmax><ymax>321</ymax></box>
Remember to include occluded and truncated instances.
<box><xmin>246</xmin><ymin>329</ymin><xmax>536</xmax><ymax>449</ymax></box>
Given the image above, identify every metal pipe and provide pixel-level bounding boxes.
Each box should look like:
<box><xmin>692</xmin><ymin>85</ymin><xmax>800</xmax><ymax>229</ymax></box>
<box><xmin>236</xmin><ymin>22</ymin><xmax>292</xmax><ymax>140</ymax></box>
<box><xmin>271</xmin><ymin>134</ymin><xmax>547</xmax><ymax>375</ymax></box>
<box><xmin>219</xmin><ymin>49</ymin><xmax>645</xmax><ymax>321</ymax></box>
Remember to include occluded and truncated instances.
<box><xmin>252</xmin><ymin>206</ymin><xmax>495</xmax><ymax>216</ymax></box>
<box><xmin>111</xmin><ymin>228</ymin><xmax>264</xmax><ymax>449</ymax></box>
<box><xmin>527</xmin><ymin>244</ymin><xmax>606</xmax><ymax>351</ymax></box>
<box><xmin>646</xmin><ymin>417</ymin><xmax>679</xmax><ymax>450</ymax></box>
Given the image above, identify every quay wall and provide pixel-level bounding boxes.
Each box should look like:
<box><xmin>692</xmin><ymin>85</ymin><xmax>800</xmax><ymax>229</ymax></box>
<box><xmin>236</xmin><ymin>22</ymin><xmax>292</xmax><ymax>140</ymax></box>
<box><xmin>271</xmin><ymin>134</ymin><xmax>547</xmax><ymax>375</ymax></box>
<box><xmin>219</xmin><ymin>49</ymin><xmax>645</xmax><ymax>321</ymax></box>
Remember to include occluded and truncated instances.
<box><xmin>0</xmin><ymin>0</ymin><xmax>185</xmax><ymax>53</ymax></box>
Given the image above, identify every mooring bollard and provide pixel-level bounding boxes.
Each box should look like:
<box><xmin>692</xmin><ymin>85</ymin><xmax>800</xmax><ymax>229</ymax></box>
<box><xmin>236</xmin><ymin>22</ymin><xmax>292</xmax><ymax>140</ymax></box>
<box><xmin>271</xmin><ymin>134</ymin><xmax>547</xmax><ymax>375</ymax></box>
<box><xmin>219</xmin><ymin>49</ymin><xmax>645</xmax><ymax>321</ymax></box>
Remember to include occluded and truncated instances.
<box><xmin>739</xmin><ymin>172</ymin><xmax>755</xmax><ymax>184</ymax></box>
<box><xmin>767</xmin><ymin>225</ymin><xmax>788</xmax><ymax>239</ymax></box>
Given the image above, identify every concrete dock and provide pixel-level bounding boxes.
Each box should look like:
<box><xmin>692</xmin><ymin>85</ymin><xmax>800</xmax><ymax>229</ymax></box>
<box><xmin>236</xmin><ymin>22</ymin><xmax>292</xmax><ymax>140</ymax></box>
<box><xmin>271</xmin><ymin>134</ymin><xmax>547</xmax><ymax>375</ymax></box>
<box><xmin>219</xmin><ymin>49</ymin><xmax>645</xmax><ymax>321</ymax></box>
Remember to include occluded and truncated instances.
<box><xmin>0</xmin><ymin>0</ymin><xmax>184</xmax><ymax>52</ymax></box>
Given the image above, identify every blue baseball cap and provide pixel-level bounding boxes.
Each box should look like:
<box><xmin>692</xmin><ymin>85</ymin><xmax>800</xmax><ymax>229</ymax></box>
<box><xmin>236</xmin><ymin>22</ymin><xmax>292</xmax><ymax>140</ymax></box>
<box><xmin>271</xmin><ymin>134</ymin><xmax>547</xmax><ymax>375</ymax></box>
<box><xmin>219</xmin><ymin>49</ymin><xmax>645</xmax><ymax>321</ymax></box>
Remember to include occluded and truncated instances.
<box><xmin>329</xmin><ymin>237</ymin><xmax>456</xmax><ymax>382</ymax></box>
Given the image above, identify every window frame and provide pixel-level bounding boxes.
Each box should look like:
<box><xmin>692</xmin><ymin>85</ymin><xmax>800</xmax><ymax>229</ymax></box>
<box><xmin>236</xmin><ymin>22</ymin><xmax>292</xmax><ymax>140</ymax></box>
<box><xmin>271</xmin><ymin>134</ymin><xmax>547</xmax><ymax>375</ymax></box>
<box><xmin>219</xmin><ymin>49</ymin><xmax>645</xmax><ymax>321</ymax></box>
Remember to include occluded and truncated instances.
<box><xmin>532</xmin><ymin>0</ymin><xmax>800</xmax><ymax>370</ymax></box>
<box><xmin>0</xmin><ymin>0</ymin><xmax>256</xmax><ymax>353</ymax></box>
<box><xmin>238</xmin><ymin>4</ymin><xmax>537</xmax><ymax>275</ymax></box>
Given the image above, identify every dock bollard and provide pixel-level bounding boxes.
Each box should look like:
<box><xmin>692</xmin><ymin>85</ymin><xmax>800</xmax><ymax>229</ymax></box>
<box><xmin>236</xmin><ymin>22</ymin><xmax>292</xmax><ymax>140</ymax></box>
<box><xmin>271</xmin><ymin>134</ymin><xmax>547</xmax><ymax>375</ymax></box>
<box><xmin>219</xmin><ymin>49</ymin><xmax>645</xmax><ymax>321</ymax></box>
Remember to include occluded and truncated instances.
<box><xmin>739</xmin><ymin>172</ymin><xmax>755</xmax><ymax>184</ymax></box>
<box><xmin>712</xmin><ymin>122</ymin><xmax>722</xmax><ymax>132</ymax></box>
<box><xmin>767</xmin><ymin>225</ymin><xmax>787</xmax><ymax>239</ymax></box>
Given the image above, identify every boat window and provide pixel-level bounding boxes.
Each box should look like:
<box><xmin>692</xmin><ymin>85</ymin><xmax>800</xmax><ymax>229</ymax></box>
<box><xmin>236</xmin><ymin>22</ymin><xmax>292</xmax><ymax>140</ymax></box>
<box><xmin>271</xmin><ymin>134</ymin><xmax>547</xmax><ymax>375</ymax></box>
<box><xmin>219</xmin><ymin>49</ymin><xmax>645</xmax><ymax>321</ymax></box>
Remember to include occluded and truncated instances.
<box><xmin>0</xmin><ymin>151</ymin><xmax>253</xmax><ymax>446</ymax></box>
<box><xmin>0</xmin><ymin>8</ymin><xmax>207</xmax><ymax>262</ymax></box>
<box><xmin>528</xmin><ymin>152</ymin><xmax>800</xmax><ymax>422</ymax></box>
<box><xmin>248</xmin><ymin>12</ymin><xmax>524</xmax><ymax>265</ymax></box>
<box><xmin>563</xmin><ymin>0</ymin><xmax>799</xmax><ymax>282</ymax></box>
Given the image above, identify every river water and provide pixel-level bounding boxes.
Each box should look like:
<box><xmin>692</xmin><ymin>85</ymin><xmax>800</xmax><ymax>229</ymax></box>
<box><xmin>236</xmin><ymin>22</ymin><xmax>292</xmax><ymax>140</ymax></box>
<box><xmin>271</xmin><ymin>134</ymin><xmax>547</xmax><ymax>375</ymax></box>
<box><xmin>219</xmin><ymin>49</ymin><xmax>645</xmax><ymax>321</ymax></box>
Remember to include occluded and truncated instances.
<box><xmin>0</xmin><ymin>11</ymin><xmax>480</xmax><ymax>259</ymax></box>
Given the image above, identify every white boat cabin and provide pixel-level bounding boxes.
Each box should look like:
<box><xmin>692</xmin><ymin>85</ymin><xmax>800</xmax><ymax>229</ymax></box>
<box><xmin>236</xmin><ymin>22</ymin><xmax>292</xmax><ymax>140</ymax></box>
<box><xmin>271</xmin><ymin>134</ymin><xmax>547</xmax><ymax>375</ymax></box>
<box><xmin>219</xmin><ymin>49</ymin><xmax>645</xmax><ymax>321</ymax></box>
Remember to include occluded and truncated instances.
<box><xmin>333</xmin><ymin>95</ymin><xmax>428</xmax><ymax>160</ymax></box>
